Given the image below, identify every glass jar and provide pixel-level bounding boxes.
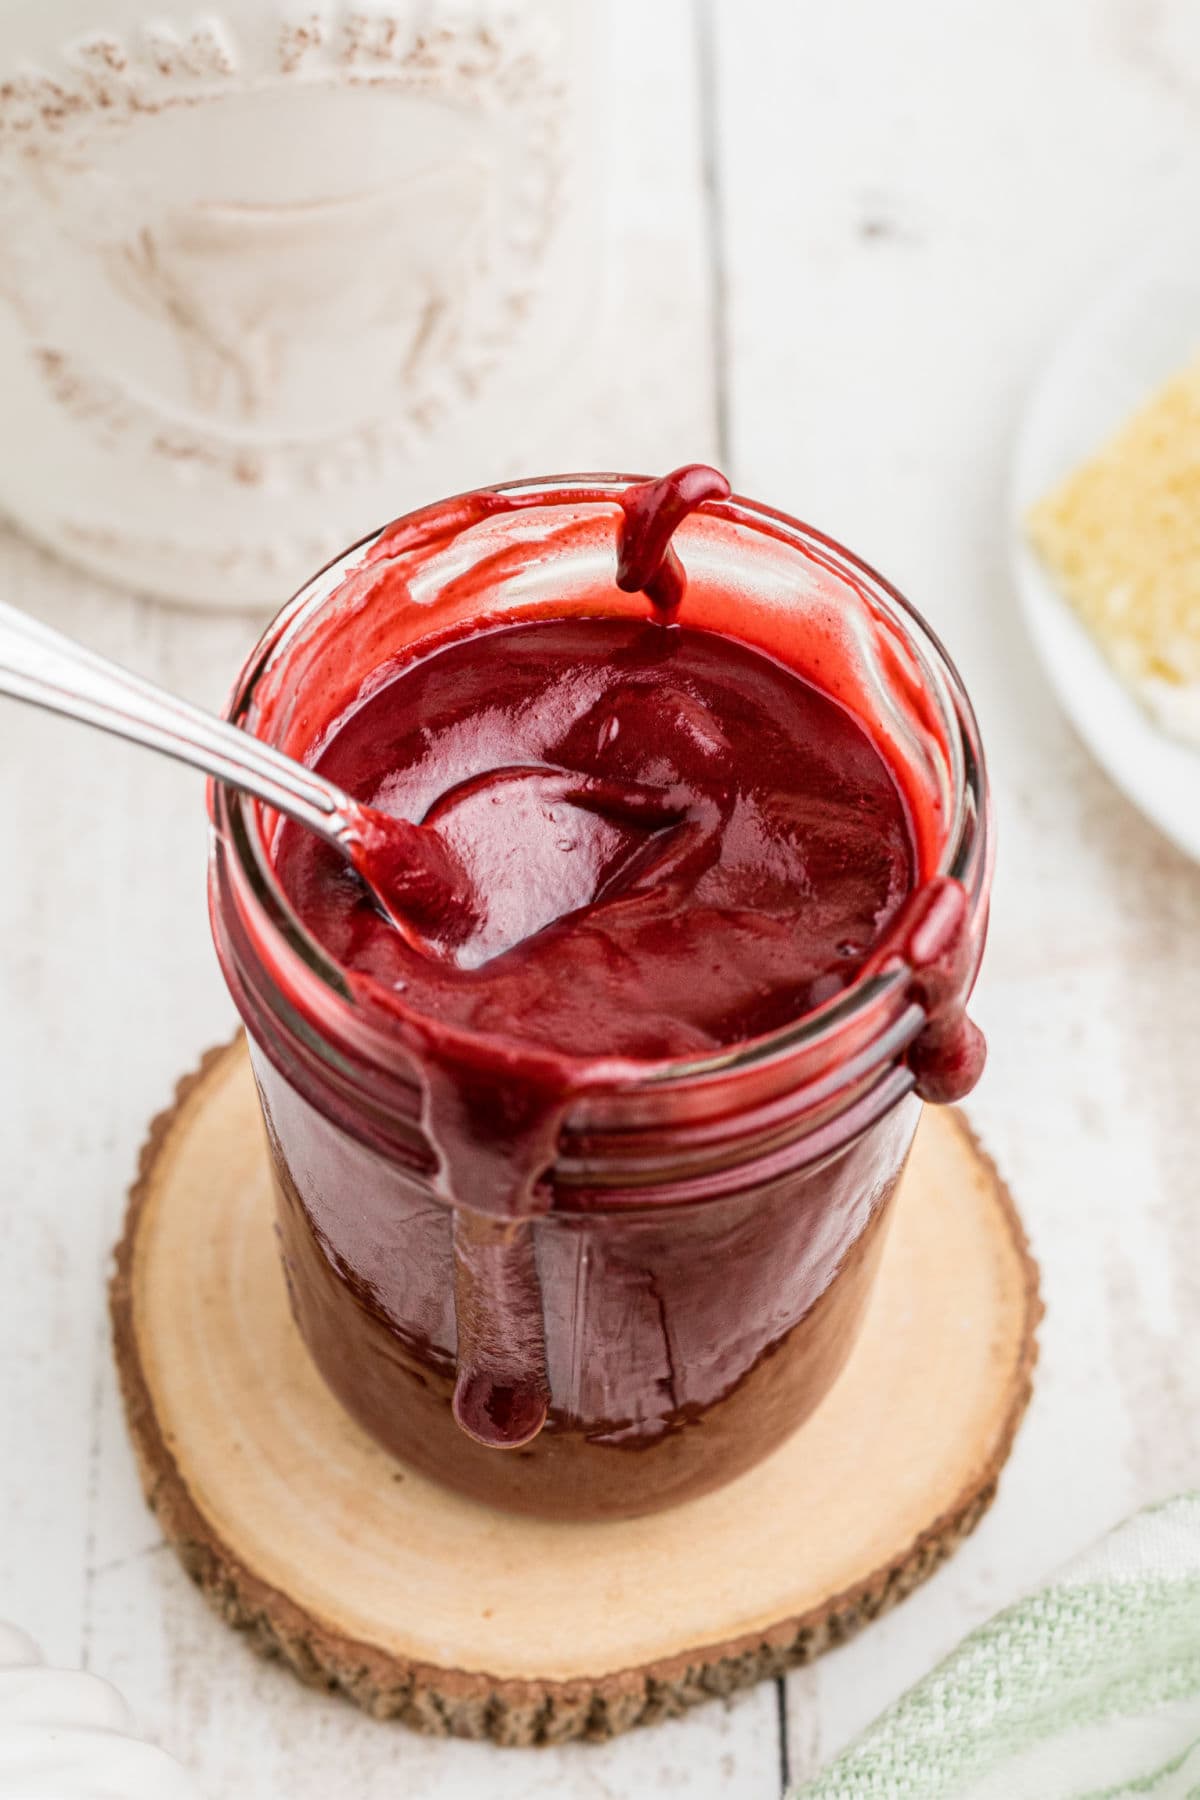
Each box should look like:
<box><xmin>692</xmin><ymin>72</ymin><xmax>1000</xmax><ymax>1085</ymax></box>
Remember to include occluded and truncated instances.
<box><xmin>0</xmin><ymin>1</ymin><xmax>598</xmax><ymax>607</ymax></box>
<box><xmin>208</xmin><ymin>475</ymin><xmax>991</xmax><ymax>1521</ymax></box>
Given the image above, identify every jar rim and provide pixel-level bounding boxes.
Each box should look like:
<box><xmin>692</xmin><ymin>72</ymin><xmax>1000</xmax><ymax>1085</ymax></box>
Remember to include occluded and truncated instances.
<box><xmin>212</xmin><ymin>472</ymin><xmax>990</xmax><ymax>1117</ymax></box>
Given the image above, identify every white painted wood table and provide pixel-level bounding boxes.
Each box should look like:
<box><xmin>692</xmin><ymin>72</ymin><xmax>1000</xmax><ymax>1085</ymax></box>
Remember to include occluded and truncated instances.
<box><xmin>3</xmin><ymin>3</ymin><xmax>1200</xmax><ymax>1793</ymax></box>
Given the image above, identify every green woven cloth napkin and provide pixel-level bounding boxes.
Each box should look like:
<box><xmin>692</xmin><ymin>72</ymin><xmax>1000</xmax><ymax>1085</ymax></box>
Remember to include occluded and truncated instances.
<box><xmin>795</xmin><ymin>1494</ymin><xmax>1200</xmax><ymax>1800</ymax></box>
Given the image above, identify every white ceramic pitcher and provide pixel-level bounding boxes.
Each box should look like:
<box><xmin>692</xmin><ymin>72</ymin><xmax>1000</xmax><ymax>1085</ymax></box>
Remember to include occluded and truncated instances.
<box><xmin>0</xmin><ymin>0</ymin><xmax>598</xmax><ymax>608</ymax></box>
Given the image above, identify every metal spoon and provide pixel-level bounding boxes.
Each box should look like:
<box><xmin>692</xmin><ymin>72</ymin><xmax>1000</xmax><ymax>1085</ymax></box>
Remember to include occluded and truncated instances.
<box><xmin>0</xmin><ymin>597</ymin><xmax>468</xmax><ymax>941</ymax></box>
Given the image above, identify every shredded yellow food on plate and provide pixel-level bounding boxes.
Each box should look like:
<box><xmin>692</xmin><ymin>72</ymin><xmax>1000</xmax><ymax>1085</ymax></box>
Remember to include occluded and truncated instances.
<box><xmin>1026</xmin><ymin>352</ymin><xmax>1200</xmax><ymax>743</ymax></box>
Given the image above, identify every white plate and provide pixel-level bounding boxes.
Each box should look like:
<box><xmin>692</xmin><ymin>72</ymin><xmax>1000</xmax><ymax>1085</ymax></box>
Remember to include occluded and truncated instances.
<box><xmin>1011</xmin><ymin>242</ymin><xmax>1200</xmax><ymax>862</ymax></box>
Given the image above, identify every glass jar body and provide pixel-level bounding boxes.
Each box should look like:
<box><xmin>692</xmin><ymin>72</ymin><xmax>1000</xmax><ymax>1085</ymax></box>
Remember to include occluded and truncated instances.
<box><xmin>244</xmin><ymin>1030</ymin><xmax>920</xmax><ymax>1520</ymax></box>
<box><xmin>209</xmin><ymin>474</ymin><xmax>991</xmax><ymax>1521</ymax></box>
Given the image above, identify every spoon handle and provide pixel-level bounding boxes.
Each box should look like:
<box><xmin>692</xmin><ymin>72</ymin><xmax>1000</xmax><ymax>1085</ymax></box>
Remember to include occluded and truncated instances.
<box><xmin>0</xmin><ymin>597</ymin><xmax>353</xmax><ymax>844</ymax></box>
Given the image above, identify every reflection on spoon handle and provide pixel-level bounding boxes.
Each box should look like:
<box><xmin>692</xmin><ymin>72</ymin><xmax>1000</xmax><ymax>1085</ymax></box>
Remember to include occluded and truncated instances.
<box><xmin>0</xmin><ymin>596</ymin><xmax>356</xmax><ymax>848</ymax></box>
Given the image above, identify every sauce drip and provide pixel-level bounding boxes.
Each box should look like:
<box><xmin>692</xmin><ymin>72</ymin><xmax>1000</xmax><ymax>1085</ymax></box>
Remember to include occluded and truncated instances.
<box><xmin>616</xmin><ymin>463</ymin><xmax>732</xmax><ymax>617</ymax></box>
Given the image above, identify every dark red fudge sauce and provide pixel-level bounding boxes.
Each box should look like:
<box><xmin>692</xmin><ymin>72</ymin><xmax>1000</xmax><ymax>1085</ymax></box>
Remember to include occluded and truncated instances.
<box><xmin>276</xmin><ymin>617</ymin><xmax>916</xmax><ymax>1060</ymax></box>
<box><xmin>255</xmin><ymin>468</ymin><xmax>984</xmax><ymax>1484</ymax></box>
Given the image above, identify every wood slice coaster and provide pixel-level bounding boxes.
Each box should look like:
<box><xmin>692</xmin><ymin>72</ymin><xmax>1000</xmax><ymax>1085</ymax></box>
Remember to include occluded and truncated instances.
<box><xmin>110</xmin><ymin>1037</ymin><xmax>1040</xmax><ymax>1746</ymax></box>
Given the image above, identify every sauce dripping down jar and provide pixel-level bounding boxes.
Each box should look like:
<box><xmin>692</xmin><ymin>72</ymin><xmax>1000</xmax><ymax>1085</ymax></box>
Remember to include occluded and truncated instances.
<box><xmin>209</xmin><ymin>472</ymin><xmax>991</xmax><ymax>1521</ymax></box>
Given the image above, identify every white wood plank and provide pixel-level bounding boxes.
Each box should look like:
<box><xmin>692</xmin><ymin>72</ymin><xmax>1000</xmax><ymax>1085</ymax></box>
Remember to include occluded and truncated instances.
<box><xmin>0</xmin><ymin>1</ymin><xmax>780</xmax><ymax>1794</ymax></box>
<box><xmin>0</xmin><ymin>538</ymin><xmax>250</xmax><ymax>1668</ymax></box>
<box><xmin>709</xmin><ymin>0</ymin><xmax>1200</xmax><ymax>1781</ymax></box>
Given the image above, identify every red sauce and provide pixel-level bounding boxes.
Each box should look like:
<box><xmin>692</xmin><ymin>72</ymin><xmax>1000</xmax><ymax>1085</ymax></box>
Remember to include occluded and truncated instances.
<box><xmin>275</xmin><ymin>616</ymin><xmax>917</xmax><ymax>1059</ymax></box>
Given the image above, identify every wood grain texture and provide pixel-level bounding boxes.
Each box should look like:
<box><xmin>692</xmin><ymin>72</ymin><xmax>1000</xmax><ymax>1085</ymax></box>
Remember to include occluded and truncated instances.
<box><xmin>110</xmin><ymin>1038</ymin><xmax>1039</xmax><ymax>1745</ymax></box>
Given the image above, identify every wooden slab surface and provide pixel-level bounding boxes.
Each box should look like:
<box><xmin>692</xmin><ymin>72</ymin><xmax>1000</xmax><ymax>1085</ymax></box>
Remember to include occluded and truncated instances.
<box><xmin>111</xmin><ymin>1037</ymin><xmax>1040</xmax><ymax>1744</ymax></box>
